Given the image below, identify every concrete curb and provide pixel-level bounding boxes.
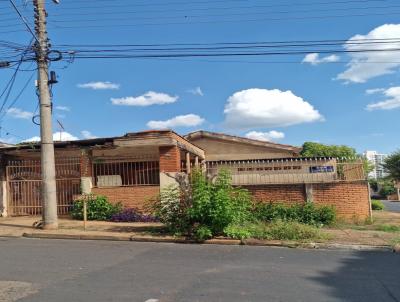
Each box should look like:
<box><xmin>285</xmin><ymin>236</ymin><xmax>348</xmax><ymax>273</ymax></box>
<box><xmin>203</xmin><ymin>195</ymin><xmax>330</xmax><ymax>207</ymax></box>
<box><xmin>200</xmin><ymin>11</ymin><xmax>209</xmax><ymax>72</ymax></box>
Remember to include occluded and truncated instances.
<box><xmin>23</xmin><ymin>233</ymin><xmax>131</xmax><ymax>241</ymax></box>
<box><xmin>21</xmin><ymin>232</ymin><xmax>396</xmax><ymax>252</ymax></box>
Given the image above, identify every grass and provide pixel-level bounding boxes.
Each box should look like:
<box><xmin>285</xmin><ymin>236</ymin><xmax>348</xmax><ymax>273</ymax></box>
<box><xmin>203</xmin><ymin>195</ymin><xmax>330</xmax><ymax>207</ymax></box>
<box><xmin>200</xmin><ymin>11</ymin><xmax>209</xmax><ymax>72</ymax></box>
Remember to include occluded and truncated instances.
<box><xmin>374</xmin><ymin>224</ymin><xmax>400</xmax><ymax>233</ymax></box>
<box><xmin>224</xmin><ymin>220</ymin><xmax>325</xmax><ymax>241</ymax></box>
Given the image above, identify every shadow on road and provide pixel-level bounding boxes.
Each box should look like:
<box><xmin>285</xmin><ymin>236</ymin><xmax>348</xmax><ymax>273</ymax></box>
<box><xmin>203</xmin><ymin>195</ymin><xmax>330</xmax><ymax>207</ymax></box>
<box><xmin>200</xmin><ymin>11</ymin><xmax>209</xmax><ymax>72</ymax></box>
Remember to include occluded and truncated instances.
<box><xmin>311</xmin><ymin>251</ymin><xmax>400</xmax><ymax>301</ymax></box>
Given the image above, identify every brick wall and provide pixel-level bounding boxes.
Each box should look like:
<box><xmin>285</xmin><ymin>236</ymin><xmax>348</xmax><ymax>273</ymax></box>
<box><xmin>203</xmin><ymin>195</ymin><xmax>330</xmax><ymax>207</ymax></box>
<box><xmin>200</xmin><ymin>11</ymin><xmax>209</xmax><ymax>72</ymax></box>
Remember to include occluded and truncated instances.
<box><xmin>312</xmin><ymin>182</ymin><xmax>370</xmax><ymax>221</ymax></box>
<box><xmin>244</xmin><ymin>181</ymin><xmax>370</xmax><ymax>221</ymax></box>
<box><xmin>159</xmin><ymin>146</ymin><xmax>181</xmax><ymax>172</ymax></box>
<box><xmin>245</xmin><ymin>184</ymin><xmax>306</xmax><ymax>205</ymax></box>
<box><xmin>92</xmin><ymin>186</ymin><xmax>159</xmax><ymax>210</ymax></box>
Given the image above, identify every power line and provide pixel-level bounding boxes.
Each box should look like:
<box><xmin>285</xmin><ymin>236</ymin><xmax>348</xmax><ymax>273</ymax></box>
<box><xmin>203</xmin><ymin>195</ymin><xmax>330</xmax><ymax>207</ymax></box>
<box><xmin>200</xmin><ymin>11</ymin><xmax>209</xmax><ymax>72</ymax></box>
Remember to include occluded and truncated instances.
<box><xmin>45</xmin><ymin>4</ymin><xmax>400</xmax><ymax>25</ymax></box>
<box><xmin>7</xmin><ymin>0</ymin><xmax>38</xmax><ymax>43</ymax></box>
<box><xmin>36</xmin><ymin>10</ymin><xmax>400</xmax><ymax>31</ymax></box>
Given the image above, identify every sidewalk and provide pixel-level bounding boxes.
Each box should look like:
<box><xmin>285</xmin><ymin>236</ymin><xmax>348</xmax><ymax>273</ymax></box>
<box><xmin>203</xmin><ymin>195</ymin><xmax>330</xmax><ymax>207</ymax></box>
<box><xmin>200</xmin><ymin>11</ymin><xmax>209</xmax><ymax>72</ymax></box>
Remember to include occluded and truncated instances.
<box><xmin>0</xmin><ymin>215</ymin><xmax>399</xmax><ymax>252</ymax></box>
<box><xmin>0</xmin><ymin>216</ymin><xmax>169</xmax><ymax>240</ymax></box>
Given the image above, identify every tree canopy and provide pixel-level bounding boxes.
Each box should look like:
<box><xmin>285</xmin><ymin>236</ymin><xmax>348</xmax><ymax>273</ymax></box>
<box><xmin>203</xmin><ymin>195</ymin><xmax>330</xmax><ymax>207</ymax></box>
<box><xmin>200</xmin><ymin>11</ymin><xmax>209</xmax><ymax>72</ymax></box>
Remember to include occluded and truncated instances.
<box><xmin>382</xmin><ymin>150</ymin><xmax>400</xmax><ymax>181</ymax></box>
<box><xmin>300</xmin><ymin>142</ymin><xmax>357</xmax><ymax>158</ymax></box>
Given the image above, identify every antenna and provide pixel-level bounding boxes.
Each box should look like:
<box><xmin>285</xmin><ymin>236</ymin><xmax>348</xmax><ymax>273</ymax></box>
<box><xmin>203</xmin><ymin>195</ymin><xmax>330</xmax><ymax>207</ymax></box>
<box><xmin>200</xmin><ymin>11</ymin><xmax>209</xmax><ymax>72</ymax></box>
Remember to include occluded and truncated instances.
<box><xmin>56</xmin><ymin>119</ymin><xmax>64</xmax><ymax>141</ymax></box>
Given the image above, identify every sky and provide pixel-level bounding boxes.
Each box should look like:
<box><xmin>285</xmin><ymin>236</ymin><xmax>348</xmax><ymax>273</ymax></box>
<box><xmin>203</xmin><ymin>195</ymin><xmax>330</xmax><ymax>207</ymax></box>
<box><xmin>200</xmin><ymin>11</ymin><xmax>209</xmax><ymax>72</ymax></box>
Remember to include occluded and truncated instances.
<box><xmin>0</xmin><ymin>0</ymin><xmax>400</xmax><ymax>154</ymax></box>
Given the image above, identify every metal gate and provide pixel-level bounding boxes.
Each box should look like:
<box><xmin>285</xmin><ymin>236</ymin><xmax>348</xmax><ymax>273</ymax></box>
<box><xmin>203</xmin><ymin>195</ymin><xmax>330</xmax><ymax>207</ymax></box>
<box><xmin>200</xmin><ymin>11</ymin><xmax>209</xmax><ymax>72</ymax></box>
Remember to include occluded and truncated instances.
<box><xmin>6</xmin><ymin>158</ymin><xmax>81</xmax><ymax>216</ymax></box>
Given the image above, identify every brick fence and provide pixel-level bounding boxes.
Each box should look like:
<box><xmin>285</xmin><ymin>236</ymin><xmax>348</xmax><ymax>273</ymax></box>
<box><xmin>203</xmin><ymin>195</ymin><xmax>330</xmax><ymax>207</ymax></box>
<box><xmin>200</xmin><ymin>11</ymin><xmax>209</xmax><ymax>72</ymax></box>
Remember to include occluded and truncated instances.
<box><xmin>92</xmin><ymin>186</ymin><xmax>159</xmax><ymax>210</ymax></box>
<box><xmin>244</xmin><ymin>181</ymin><xmax>371</xmax><ymax>221</ymax></box>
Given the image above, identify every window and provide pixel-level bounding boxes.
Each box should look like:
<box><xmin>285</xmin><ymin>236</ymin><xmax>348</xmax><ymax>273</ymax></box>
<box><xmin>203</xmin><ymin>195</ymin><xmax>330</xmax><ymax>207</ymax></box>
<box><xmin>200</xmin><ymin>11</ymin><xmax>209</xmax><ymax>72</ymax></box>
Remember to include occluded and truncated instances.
<box><xmin>93</xmin><ymin>160</ymin><xmax>160</xmax><ymax>187</ymax></box>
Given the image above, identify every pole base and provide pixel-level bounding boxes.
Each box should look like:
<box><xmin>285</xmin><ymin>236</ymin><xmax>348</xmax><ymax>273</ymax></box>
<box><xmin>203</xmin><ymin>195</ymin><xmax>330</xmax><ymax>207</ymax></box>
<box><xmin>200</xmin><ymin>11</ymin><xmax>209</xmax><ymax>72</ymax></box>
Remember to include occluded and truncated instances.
<box><xmin>42</xmin><ymin>222</ymin><xmax>59</xmax><ymax>230</ymax></box>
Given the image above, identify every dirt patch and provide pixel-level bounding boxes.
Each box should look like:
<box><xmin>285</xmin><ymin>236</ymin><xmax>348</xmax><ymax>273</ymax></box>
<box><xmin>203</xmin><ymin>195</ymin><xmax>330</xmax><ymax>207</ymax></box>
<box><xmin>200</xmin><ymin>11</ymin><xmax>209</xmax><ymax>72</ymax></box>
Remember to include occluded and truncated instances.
<box><xmin>0</xmin><ymin>281</ymin><xmax>37</xmax><ymax>302</ymax></box>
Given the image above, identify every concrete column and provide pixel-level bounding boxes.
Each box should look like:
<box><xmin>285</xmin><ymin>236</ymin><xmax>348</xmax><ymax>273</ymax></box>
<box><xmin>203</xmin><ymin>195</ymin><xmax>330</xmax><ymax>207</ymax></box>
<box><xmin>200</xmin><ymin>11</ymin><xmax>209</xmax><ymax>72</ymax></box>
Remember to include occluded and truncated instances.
<box><xmin>159</xmin><ymin>146</ymin><xmax>182</xmax><ymax>191</ymax></box>
<box><xmin>81</xmin><ymin>177</ymin><xmax>93</xmax><ymax>195</ymax></box>
<box><xmin>305</xmin><ymin>183</ymin><xmax>314</xmax><ymax>203</ymax></box>
<box><xmin>195</xmin><ymin>156</ymin><xmax>199</xmax><ymax>168</ymax></box>
<box><xmin>1</xmin><ymin>181</ymin><xmax>7</xmax><ymax>217</ymax></box>
<box><xmin>186</xmin><ymin>152</ymin><xmax>191</xmax><ymax>175</ymax></box>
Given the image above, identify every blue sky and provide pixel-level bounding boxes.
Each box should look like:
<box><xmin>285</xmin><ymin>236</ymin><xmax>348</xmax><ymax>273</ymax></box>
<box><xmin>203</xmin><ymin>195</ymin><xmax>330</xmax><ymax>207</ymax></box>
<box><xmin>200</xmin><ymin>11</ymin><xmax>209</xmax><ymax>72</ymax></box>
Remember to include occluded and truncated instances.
<box><xmin>0</xmin><ymin>0</ymin><xmax>400</xmax><ymax>154</ymax></box>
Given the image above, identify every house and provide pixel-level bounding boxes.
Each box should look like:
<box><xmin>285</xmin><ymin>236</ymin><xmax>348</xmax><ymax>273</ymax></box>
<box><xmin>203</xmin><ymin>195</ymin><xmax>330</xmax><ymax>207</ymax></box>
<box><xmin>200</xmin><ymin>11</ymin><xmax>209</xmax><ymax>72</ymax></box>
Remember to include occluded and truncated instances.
<box><xmin>0</xmin><ymin>129</ymin><xmax>371</xmax><ymax>221</ymax></box>
<box><xmin>185</xmin><ymin>131</ymin><xmax>301</xmax><ymax>161</ymax></box>
<box><xmin>0</xmin><ymin>130</ymin><xmax>204</xmax><ymax>216</ymax></box>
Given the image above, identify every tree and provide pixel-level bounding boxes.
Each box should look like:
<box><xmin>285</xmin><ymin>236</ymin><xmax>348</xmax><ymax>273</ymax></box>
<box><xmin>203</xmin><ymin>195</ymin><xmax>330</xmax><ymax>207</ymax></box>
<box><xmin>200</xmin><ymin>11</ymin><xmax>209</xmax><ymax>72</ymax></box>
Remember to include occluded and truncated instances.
<box><xmin>382</xmin><ymin>150</ymin><xmax>400</xmax><ymax>200</ymax></box>
<box><xmin>300</xmin><ymin>142</ymin><xmax>357</xmax><ymax>158</ymax></box>
<box><xmin>382</xmin><ymin>150</ymin><xmax>400</xmax><ymax>181</ymax></box>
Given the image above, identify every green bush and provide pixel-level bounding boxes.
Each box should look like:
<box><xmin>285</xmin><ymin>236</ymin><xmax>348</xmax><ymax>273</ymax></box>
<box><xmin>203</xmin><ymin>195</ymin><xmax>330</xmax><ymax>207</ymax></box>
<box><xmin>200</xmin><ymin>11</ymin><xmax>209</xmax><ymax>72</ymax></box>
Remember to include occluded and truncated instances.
<box><xmin>254</xmin><ymin>202</ymin><xmax>336</xmax><ymax>226</ymax></box>
<box><xmin>379</xmin><ymin>181</ymin><xmax>396</xmax><ymax>198</ymax></box>
<box><xmin>154</xmin><ymin>169</ymin><xmax>253</xmax><ymax>238</ymax></box>
<box><xmin>371</xmin><ymin>199</ymin><xmax>385</xmax><ymax>211</ymax></box>
<box><xmin>224</xmin><ymin>221</ymin><xmax>322</xmax><ymax>241</ymax></box>
<box><xmin>71</xmin><ymin>195</ymin><xmax>122</xmax><ymax>221</ymax></box>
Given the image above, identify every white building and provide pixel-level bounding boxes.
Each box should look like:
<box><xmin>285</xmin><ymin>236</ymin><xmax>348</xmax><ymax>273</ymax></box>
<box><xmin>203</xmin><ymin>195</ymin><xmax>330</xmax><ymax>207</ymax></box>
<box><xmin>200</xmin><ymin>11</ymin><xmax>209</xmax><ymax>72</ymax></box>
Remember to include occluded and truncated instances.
<box><xmin>364</xmin><ymin>150</ymin><xmax>388</xmax><ymax>179</ymax></box>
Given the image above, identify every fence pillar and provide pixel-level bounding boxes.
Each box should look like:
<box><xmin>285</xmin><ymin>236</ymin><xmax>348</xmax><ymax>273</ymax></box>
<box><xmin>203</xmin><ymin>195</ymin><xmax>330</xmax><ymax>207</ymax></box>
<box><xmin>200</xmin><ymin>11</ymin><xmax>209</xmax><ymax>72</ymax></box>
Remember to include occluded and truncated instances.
<box><xmin>0</xmin><ymin>181</ymin><xmax>7</xmax><ymax>217</ymax></box>
<box><xmin>186</xmin><ymin>152</ymin><xmax>191</xmax><ymax>175</ymax></box>
<box><xmin>305</xmin><ymin>183</ymin><xmax>314</xmax><ymax>203</ymax></box>
<box><xmin>159</xmin><ymin>146</ymin><xmax>182</xmax><ymax>190</ymax></box>
<box><xmin>81</xmin><ymin>177</ymin><xmax>92</xmax><ymax>194</ymax></box>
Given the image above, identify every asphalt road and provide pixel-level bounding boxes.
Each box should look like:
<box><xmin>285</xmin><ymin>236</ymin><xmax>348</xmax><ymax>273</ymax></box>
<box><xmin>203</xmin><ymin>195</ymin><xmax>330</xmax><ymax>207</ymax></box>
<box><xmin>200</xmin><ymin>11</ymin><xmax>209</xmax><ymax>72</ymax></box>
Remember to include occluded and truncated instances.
<box><xmin>0</xmin><ymin>238</ymin><xmax>399</xmax><ymax>302</ymax></box>
<box><xmin>382</xmin><ymin>200</ymin><xmax>400</xmax><ymax>213</ymax></box>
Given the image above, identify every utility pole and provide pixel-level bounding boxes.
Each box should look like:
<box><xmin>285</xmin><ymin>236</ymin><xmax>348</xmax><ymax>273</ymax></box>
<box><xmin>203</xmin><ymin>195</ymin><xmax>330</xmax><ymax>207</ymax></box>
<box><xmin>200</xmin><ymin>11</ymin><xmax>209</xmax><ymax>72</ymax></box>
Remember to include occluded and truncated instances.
<box><xmin>33</xmin><ymin>0</ymin><xmax>58</xmax><ymax>229</ymax></box>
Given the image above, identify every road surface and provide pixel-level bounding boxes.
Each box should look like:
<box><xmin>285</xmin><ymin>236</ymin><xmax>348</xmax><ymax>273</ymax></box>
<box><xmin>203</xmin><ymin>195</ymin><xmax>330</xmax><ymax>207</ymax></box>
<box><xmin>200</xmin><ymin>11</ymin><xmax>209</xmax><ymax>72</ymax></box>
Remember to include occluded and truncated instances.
<box><xmin>0</xmin><ymin>238</ymin><xmax>399</xmax><ymax>302</ymax></box>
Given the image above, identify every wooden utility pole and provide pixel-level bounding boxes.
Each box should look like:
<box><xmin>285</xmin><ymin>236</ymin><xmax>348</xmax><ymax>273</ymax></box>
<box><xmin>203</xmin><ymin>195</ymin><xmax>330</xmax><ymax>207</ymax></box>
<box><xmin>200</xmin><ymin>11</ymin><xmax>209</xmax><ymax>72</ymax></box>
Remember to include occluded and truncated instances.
<box><xmin>33</xmin><ymin>0</ymin><xmax>58</xmax><ymax>229</ymax></box>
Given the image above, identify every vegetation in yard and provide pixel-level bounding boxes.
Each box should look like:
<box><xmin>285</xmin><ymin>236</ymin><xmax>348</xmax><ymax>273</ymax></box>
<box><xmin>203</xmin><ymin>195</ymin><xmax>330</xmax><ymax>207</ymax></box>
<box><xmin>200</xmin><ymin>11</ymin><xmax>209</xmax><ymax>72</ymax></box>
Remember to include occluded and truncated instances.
<box><xmin>152</xmin><ymin>169</ymin><xmax>337</xmax><ymax>241</ymax></box>
<box><xmin>71</xmin><ymin>195</ymin><xmax>158</xmax><ymax>222</ymax></box>
<box><xmin>375</xmin><ymin>224</ymin><xmax>400</xmax><ymax>233</ymax></box>
<box><xmin>371</xmin><ymin>199</ymin><xmax>385</xmax><ymax>211</ymax></box>
<box><xmin>253</xmin><ymin>202</ymin><xmax>336</xmax><ymax>226</ymax></box>
<box><xmin>71</xmin><ymin>195</ymin><xmax>122</xmax><ymax>221</ymax></box>
<box><xmin>224</xmin><ymin>220</ymin><xmax>323</xmax><ymax>241</ymax></box>
<box><xmin>110</xmin><ymin>208</ymin><xmax>159</xmax><ymax>223</ymax></box>
<box><xmin>152</xmin><ymin>169</ymin><xmax>253</xmax><ymax>240</ymax></box>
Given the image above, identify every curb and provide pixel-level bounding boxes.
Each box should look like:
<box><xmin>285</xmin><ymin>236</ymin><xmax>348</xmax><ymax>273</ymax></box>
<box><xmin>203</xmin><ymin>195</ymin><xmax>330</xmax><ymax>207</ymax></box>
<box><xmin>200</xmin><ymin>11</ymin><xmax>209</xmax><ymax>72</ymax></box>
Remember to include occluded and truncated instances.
<box><xmin>21</xmin><ymin>232</ymin><xmax>396</xmax><ymax>252</ymax></box>
<box><xmin>23</xmin><ymin>233</ymin><xmax>131</xmax><ymax>241</ymax></box>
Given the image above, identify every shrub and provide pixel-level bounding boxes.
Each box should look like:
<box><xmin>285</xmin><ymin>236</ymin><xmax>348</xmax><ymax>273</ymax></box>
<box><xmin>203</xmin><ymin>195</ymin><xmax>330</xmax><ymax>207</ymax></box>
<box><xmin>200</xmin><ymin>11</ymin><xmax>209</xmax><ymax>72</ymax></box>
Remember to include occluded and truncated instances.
<box><xmin>193</xmin><ymin>224</ymin><xmax>213</xmax><ymax>241</ymax></box>
<box><xmin>379</xmin><ymin>181</ymin><xmax>396</xmax><ymax>199</ymax></box>
<box><xmin>110</xmin><ymin>208</ymin><xmax>159</xmax><ymax>223</ymax></box>
<box><xmin>371</xmin><ymin>200</ymin><xmax>384</xmax><ymax>211</ymax></box>
<box><xmin>71</xmin><ymin>195</ymin><xmax>122</xmax><ymax>221</ymax></box>
<box><xmin>153</xmin><ymin>185</ymin><xmax>190</xmax><ymax>233</ymax></box>
<box><xmin>254</xmin><ymin>202</ymin><xmax>336</xmax><ymax>226</ymax></box>
<box><xmin>153</xmin><ymin>169</ymin><xmax>253</xmax><ymax>238</ymax></box>
<box><xmin>224</xmin><ymin>221</ymin><xmax>322</xmax><ymax>241</ymax></box>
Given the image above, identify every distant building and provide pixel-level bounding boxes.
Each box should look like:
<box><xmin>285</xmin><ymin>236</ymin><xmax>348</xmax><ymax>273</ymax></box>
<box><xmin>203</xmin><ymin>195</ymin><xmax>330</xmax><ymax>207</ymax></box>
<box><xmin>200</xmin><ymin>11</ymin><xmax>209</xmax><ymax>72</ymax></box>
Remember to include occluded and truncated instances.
<box><xmin>364</xmin><ymin>150</ymin><xmax>388</xmax><ymax>179</ymax></box>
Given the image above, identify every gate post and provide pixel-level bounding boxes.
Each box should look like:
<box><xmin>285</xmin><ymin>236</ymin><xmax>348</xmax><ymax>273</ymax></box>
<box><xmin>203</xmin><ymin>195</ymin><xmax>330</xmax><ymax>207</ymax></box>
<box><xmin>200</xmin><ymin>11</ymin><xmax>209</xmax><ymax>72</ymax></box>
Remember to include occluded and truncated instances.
<box><xmin>80</xmin><ymin>149</ymin><xmax>93</xmax><ymax>195</ymax></box>
<box><xmin>0</xmin><ymin>180</ymin><xmax>7</xmax><ymax>217</ymax></box>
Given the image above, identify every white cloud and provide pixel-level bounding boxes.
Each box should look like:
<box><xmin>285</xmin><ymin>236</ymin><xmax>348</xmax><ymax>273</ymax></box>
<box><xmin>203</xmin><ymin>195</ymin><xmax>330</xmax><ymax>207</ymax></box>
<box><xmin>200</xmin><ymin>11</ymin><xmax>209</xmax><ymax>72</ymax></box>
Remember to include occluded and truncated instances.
<box><xmin>81</xmin><ymin>130</ymin><xmax>98</xmax><ymax>139</ymax></box>
<box><xmin>111</xmin><ymin>91</ymin><xmax>178</xmax><ymax>106</ymax></box>
<box><xmin>77</xmin><ymin>81</ymin><xmax>120</xmax><ymax>90</ymax></box>
<box><xmin>187</xmin><ymin>87</ymin><xmax>204</xmax><ymax>96</ymax></box>
<box><xmin>337</xmin><ymin>24</ymin><xmax>400</xmax><ymax>83</ymax></box>
<box><xmin>245</xmin><ymin>131</ymin><xmax>285</xmax><ymax>142</ymax></box>
<box><xmin>224</xmin><ymin>88</ymin><xmax>323</xmax><ymax>128</ymax></box>
<box><xmin>55</xmin><ymin>106</ymin><xmax>70</xmax><ymax>111</ymax></box>
<box><xmin>147</xmin><ymin>114</ymin><xmax>204</xmax><ymax>129</ymax></box>
<box><xmin>366</xmin><ymin>86</ymin><xmax>400</xmax><ymax>111</ymax></box>
<box><xmin>23</xmin><ymin>132</ymin><xmax>79</xmax><ymax>142</ymax></box>
<box><xmin>366</xmin><ymin>88</ymin><xmax>385</xmax><ymax>95</ymax></box>
<box><xmin>302</xmin><ymin>53</ymin><xmax>340</xmax><ymax>65</ymax></box>
<box><xmin>6</xmin><ymin>108</ymin><xmax>33</xmax><ymax>119</ymax></box>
